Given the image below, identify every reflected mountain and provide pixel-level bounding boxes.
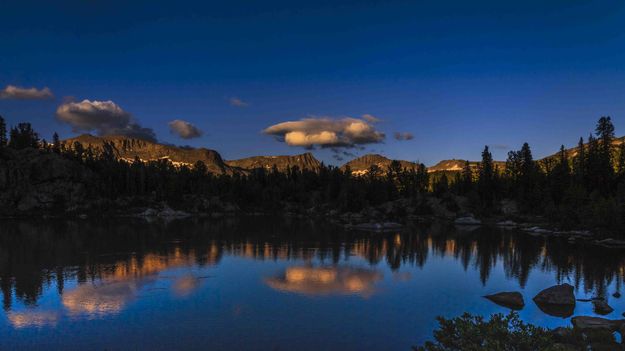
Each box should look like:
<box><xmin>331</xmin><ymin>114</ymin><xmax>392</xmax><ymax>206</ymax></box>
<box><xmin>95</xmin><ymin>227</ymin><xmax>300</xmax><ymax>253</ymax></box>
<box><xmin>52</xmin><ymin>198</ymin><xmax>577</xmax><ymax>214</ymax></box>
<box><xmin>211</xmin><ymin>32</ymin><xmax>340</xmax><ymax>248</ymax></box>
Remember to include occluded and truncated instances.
<box><xmin>266</xmin><ymin>266</ymin><xmax>382</xmax><ymax>297</ymax></box>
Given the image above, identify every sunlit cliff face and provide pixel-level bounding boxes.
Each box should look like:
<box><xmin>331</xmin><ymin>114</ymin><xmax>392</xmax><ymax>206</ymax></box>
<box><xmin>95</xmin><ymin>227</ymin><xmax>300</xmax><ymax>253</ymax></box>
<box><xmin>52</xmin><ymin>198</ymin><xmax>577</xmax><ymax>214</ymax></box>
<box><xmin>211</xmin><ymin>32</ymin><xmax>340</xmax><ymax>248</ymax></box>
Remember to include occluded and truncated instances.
<box><xmin>265</xmin><ymin>266</ymin><xmax>382</xmax><ymax>297</ymax></box>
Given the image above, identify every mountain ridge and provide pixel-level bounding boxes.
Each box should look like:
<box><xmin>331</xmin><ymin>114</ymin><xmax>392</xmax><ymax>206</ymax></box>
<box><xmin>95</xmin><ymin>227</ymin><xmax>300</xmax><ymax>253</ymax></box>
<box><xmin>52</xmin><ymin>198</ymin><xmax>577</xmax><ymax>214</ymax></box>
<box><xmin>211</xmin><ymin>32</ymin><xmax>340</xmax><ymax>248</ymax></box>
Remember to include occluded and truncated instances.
<box><xmin>340</xmin><ymin>154</ymin><xmax>419</xmax><ymax>175</ymax></box>
<box><xmin>226</xmin><ymin>152</ymin><xmax>321</xmax><ymax>172</ymax></box>
<box><xmin>63</xmin><ymin>134</ymin><xmax>618</xmax><ymax>175</ymax></box>
<box><xmin>63</xmin><ymin>134</ymin><xmax>236</xmax><ymax>175</ymax></box>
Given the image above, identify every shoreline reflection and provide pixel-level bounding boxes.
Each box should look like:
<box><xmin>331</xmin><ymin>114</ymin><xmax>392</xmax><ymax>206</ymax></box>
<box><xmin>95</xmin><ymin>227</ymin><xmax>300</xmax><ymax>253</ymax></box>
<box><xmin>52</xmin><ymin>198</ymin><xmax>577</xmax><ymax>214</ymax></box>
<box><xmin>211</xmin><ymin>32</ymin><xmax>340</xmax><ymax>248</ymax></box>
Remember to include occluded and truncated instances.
<box><xmin>0</xmin><ymin>217</ymin><xmax>624</xmax><ymax>322</ymax></box>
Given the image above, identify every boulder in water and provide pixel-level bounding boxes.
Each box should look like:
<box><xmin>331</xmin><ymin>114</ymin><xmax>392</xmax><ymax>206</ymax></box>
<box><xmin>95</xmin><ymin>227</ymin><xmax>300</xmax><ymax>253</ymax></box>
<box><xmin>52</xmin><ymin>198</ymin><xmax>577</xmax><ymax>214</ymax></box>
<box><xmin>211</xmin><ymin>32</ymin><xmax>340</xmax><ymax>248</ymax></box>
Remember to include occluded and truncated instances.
<box><xmin>533</xmin><ymin>283</ymin><xmax>576</xmax><ymax>317</ymax></box>
<box><xmin>483</xmin><ymin>291</ymin><xmax>524</xmax><ymax>310</ymax></box>
<box><xmin>533</xmin><ymin>283</ymin><xmax>576</xmax><ymax>305</ymax></box>
<box><xmin>593</xmin><ymin>300</ymin><xmax>614</xmax><ymax>315</ymax></box>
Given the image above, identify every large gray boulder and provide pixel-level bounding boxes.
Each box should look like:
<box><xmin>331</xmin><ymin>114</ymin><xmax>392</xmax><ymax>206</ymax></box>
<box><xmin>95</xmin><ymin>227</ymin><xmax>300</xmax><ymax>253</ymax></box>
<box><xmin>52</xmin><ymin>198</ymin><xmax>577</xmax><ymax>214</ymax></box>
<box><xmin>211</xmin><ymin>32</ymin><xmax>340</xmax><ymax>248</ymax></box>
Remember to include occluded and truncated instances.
<box><xmin>533</xmin><ymin>283</ymin><xmax>576</xmax><ymax>317</ymax></box>
<box><xmin>484</xmin><ymin>291</ymin><xmax>524</xmax><ymax>310</ymax></box>
<box><xmin>533</xmin><ymin>283</ymin><xmax>576</xmax><ymax>305</ymax></box>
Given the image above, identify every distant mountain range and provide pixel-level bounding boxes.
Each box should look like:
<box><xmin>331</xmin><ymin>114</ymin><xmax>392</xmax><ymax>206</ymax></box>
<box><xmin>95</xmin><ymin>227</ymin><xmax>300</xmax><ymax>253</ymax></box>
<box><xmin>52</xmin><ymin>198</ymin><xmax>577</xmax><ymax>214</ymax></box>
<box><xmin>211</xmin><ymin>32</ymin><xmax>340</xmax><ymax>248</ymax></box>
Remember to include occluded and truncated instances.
<box><xmin>60</xmin><ymin>134</ymin><xmax>523</xmax><ymax>175</ymax></box>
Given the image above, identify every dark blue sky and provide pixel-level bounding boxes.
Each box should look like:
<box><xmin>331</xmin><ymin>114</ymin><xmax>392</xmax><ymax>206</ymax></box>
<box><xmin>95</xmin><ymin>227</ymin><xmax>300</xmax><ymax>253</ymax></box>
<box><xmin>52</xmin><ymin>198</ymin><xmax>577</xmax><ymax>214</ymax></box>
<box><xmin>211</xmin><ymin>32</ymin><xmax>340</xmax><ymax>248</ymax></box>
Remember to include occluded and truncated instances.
<box><xmin>2</xmin><ymin>0</ymin><xmax>625</xmax><ymax>165</ymax></box>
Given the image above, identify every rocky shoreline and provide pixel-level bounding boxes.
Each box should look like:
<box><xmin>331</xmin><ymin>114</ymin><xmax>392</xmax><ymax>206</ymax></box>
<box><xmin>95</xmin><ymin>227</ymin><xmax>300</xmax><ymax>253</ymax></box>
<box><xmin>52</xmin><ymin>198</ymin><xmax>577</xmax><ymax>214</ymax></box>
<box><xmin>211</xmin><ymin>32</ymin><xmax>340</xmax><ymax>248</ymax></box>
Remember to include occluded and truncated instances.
<box><xmin>484</xmin><ymin>283</ymin><xmax>625</xmax><ymax>345</ymax></box>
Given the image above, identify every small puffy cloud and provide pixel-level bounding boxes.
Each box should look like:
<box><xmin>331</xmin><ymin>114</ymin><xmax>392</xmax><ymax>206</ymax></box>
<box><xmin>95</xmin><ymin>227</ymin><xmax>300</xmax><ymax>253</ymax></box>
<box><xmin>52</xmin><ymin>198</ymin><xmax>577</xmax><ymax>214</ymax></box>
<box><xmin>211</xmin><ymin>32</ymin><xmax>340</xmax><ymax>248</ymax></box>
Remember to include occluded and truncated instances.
<box><xmin>361</xmin><ymin>114</ymin><xmax>381</xmax><ymax>123</ymax></box>
<box><xmin>394</xmin><ymin>132</ymin><xmax>414</xmax><ymax>141</ymax></box>
<box><xmin>263</xmin><ymin>116</ymin><xmax>385</xmax><ymax>149</ymax></box>
<box><xmin>168</xmin><ymin>119</ymin><xmax>203</xmax><ymax>139</ymax></box>
<box><xmin>0</xmin><ymin>85</ymin><xmax>54</xmax><ymax>100</ymax></box>
<box><xmin>229</xmin><ymin>97</ymin><xmax>248</xmax><ymax>107</ymax></box>
<box><xmin>56</xmin><ymin>99</ymin><xmax>156</xmax><ymax>141</ymax></box>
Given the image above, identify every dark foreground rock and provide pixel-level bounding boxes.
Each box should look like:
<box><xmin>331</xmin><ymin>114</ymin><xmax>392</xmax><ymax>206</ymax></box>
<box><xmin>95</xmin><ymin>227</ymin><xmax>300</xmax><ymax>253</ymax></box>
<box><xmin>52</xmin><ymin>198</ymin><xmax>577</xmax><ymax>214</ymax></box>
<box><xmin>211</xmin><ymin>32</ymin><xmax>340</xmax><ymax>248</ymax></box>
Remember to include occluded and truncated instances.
<box><xmin>571</xmin><ymin>316</ymin><xmax>625</xmax><ymax>331</ymax></box>
<box><xmin>483</xmin><ymin>291</ymin><xmax>524</xmax><ymax>310</ymax></box>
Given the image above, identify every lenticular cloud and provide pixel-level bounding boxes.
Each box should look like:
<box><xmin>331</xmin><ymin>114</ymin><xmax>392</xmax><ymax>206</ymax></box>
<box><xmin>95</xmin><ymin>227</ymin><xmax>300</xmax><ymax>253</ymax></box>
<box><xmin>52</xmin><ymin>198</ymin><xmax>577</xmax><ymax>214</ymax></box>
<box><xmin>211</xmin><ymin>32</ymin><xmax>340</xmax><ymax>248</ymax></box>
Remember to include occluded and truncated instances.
<box><xmin>263</xmin><ymin>115</ymin><xmax>385</xmax><ymax>148</ymax></box>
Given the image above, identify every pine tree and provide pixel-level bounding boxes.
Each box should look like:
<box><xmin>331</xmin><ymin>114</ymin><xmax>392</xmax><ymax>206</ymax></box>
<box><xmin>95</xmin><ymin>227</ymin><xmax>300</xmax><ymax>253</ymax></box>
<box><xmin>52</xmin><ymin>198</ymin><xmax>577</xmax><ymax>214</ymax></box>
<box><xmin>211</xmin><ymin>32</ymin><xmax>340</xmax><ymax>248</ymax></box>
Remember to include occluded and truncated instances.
<box><xmin>596</xmin><ymin>116</ymin><xmax>615</xmax><ymax>157</ymax></box>
<box><xmin>433</xmin><ymin>173</ymin><xmax>449</xmax><ymax>195</ymax></box>
<box><xmin>519</xmin><ymin>143</ymin><xmax>535</xmax><ymax>189</ymax></box>
<box><xmin>52</xmin><ymin>132</ymin><xmax>61</xmax><ymax>154</ymax></box>
<box><xmin>415</xmin><ymin>163</ymin><xmax>429</xmax><ymax>193</ymax></box>
<box><xmin>0</xmin><ymin>115</ymin><xmax>7</xmax><ymax>148</ymax></box>
<box><xmin>573</xmin><ymin>137</ymin><xmax>585</xmax><ymax>186</ymax></box>
<box><xmin>478</xmin><ymin>146</ymin><xmax>495</xmax><ymax>208</ymax></box>
<box><xmin>8</xmin><ymin>123</ymin><xmax>39</xmax><ymax>149</ymax></box>
<box><xmin>594</xmin><ymin>116</ymin><xmax>615</xmax><ymax>194</ymax></box>
<box><xmin>586</xmin><ymin>133</ymin><xmax>600</xmax><ymax>191</ymax></box>
<box><xmin>617</xmin><ymin>142</ymin><xmax>625</xmax><ymax>176</ymax></box>
<box><xmin>460</xmin><ymin>160</ymin><xmax>473</xmax><ymax>194</ymax></box>
<box><xmin>550</xmin><ymin>145</ymin><xmax>570</xmax><ymax>205</ymax></box>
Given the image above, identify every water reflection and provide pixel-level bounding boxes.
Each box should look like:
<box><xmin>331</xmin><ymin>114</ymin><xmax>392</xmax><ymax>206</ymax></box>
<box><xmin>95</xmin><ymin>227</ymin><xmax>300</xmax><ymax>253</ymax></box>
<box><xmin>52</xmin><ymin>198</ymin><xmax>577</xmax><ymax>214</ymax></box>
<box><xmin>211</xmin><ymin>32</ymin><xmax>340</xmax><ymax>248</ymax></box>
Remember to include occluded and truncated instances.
<box><xmin>266</xmin><ymin>266</ymin><xmax>383</xmax><ymax>297</ymax></box>
<box><xmin>172</xmin><ymin>275</ymin><xmax>205</xmax><ymax>297</ymax></box>
<box><xmin>0</xmin><ymin>217</ymin><xmax>624</xmax><ymax>320</ymax></box>
<box><xmin>63</xmin><ymin>278</ymin><xmax>153</xmax><ymax>316</ymax></box>
<box><xmin>7</xmin><ymin>310</ymin><xmax>58</xmax><ymax>328</ymax></box>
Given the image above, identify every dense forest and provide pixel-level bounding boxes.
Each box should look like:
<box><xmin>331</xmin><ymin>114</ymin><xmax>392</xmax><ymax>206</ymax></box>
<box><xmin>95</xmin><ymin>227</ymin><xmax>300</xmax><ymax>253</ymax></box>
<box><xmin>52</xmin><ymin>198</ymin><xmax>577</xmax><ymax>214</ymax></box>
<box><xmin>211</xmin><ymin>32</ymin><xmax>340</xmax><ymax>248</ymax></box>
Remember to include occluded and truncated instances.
<box><xmin>1</xmin><ymin>115</ymin><xmax>625</xmax><ymax>234</ymax></box>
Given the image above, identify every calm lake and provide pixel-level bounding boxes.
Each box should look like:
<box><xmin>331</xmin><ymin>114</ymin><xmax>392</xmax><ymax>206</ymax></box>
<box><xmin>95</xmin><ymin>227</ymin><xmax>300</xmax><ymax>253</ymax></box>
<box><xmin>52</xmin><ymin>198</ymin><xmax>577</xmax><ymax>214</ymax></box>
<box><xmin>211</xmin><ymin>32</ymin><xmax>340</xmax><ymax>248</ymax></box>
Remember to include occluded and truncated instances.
<box><xmin>1</xmin><ymin>217</ymin><xmax>624</xmax><ymax>350</ymax></box>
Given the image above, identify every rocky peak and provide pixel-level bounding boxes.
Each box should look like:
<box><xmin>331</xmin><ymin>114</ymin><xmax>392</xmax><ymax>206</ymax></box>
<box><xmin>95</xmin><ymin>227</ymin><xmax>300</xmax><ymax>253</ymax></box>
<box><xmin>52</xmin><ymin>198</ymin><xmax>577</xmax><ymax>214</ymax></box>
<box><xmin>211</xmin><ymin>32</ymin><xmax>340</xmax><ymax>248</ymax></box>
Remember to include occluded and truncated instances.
<box><xmin>341</xmin><ymin>154</ymin><xmax>417</xmax><ymax>175</ymax></box>
<box><xmin>62</xmin><ymin>134</ymin><xmax>236</xmax><ymax>175</ymax></box>
<box><xmin>226</xmin><ymin>152</ymin><xmax>322</xmax><ymax>172</ymax></box>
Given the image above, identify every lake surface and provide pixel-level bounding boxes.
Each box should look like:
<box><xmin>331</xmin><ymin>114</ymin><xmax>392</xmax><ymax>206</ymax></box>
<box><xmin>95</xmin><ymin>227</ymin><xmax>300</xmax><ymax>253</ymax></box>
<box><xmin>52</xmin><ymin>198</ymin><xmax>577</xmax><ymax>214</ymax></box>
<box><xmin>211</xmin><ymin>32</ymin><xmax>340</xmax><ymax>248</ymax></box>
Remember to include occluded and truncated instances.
<box><xmin>0</xmin><ymin>217</ymin><xmax>624</xmax><ymax>350</ymax></box>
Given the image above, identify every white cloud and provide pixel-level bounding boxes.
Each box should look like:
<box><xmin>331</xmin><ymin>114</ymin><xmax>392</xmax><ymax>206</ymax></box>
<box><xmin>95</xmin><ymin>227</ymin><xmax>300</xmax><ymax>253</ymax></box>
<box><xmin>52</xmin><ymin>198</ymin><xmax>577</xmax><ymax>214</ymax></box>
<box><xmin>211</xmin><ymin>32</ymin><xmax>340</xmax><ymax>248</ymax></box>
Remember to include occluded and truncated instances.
<box><xmin>229</xmin><ymin>97</ymin><xmax>248</xmax><ymax>107</ymax></box>
<box><xmin>168</xmin><ymin>119</ymin><xmax>203</xmax><ymax>139</ymax></box>
<box><xmin>0</xmin><ymin>85</ymin><xmax>54</xmax><ymax>100</ymax></box>
<box><xmin>56</xmin><ymin>99</ymin><xmax>156</xmax><ymax>141</ymax></box>
<box><xmin>263</xmin><ymin>116</ymin><xmax>385</xmax><ymax>148</ymax></box>
<box><xmin>394</xmin><ymin>132</ymin><xmax>414</xmax><ymax>141</ymax></box>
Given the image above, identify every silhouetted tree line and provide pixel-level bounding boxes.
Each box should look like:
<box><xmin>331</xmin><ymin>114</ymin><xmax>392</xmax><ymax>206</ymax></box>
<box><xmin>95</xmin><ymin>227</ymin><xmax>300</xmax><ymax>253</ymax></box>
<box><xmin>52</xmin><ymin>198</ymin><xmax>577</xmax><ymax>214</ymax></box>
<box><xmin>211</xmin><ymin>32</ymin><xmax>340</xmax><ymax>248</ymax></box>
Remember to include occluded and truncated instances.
<box><xmin>0</xmin><ymin>114</ymin><xmax>430</xmax><ymax>213</ymax></box>
<box><xmin>446</xmin><ymin>116</ymin><xmax>625</xmax><ymax>232</ymax></box>
<box><xmin>1</xmin><ymin>114</ymin><xmax>625</xmax><ymax>232</ymax></box>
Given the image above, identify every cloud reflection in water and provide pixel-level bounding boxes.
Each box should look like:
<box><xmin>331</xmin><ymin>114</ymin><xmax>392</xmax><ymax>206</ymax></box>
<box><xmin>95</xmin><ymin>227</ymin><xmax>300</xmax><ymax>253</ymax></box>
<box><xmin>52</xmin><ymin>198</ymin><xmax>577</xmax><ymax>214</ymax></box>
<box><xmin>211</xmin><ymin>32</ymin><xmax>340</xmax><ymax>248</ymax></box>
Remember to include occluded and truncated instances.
<box><xmin>7</xmin><ymin>310</ymin><xmax>59</xmax><ymax>328</ymax></box>
<box><xmin>266</xmin><ymin>266</ymin><xmax>383</xmax><ymax>297</ymax></box>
